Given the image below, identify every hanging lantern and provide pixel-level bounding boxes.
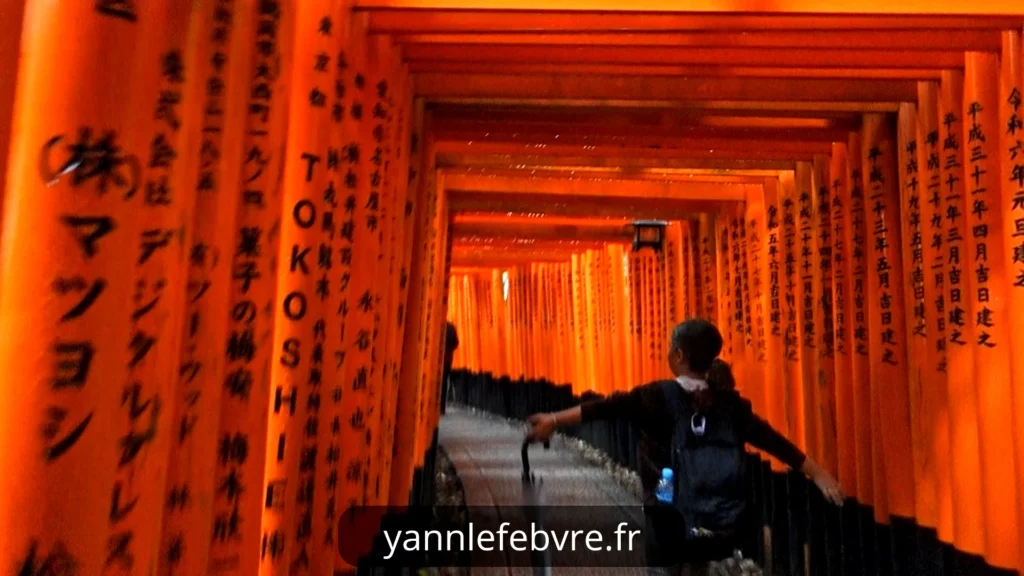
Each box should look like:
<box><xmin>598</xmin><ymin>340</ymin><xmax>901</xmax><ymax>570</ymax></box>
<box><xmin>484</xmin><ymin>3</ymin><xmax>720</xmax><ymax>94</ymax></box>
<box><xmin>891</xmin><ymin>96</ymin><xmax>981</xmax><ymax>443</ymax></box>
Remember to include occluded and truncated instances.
<box><xmin>632</xmin><ymin>220</ymin><xmax>667</xmax><ymax>252</ymax></box>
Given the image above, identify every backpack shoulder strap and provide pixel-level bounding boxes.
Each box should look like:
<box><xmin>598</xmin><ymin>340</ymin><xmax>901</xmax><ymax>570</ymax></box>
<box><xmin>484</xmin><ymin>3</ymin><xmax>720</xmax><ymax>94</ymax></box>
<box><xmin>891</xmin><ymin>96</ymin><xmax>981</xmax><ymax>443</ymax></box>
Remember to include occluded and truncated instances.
<box><xmin>658</xmin><ymin>379</ymin><xmax>683</xmax><ymax>420</ymax></box>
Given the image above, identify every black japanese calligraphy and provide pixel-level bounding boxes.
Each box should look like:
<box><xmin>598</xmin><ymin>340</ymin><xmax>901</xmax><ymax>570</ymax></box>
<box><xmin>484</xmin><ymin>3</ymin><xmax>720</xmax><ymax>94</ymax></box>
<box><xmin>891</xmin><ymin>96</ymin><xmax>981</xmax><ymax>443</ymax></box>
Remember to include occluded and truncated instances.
<box><xmin>42</xmin><ymin>406</ymin><xmax>93</xmax><ymax>462</ymax></box>
<box><xmin>42</xmin><ymin>129</ymin><xmax>140</xmax><ymax>197</ymax></box>
<box><xmin>17</xmin><ymin>539</ymin><xmax>79</xmax><ymax>576</ymax></box>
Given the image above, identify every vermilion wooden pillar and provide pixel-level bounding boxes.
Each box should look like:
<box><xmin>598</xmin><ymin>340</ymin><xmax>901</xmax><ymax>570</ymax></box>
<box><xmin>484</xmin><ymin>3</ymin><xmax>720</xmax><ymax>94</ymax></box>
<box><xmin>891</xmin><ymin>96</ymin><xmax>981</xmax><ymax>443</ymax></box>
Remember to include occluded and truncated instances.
<box><xmin>622</xmin><ymin>250</ymin><xmax>638</xmax><ymax>381</ymax></box>
<box><xmin>509</xmin><ymin>264</ymin><xmax>517</xmax><ymax>377</ymax></box>
<box><xmin>313</xmin><ymin>4</ymin><xmax>354</xmax><ymax>571</ymax></box>
<box><xmin>364</xmin><ymin>35</ymin><xmax>408</xmax><ymax>512</ymax></box>
<box><xmin>0</xmin><ymin>0</ymin><xmax>165</xmax><ymax>573</ymax></box>
<box><xmin>92</xmin><ymin>0</ymin><xmax>200</xmax><ymax>573</ymax></box>
<box><xmin>206</xmin><ymin>0</ymin><xmax>291</xmax><ymax>572</ymax></box>
<box><xmin>745</xmin><ymin>188</ymin><xmax>770</xmax><ymax>432</ymax></box>
<box><xmin>964</xmin><ymin>51</ymin><xmax>1020</xmax><ymax>570</ymax></box>
<box><xmin>474</xmin><ymin>272</ymin><xmax>487</xmax><ymax>373</ymax></box>
<box><xmin>829</xmin><ymin>143</ymin><xmax>857</xmax><ymax>497</ymax></box>
<box><xmin>728</xmin><ymin>207</ymin><xmax>751</xmax><ymax>400</ymax></box>
<box><xmin>812</xmin><ymin>154</ymin><xmax>838</xmax><ymax>478</ymax></box>
<box><xmin>640</xmin><ymin>249</ymin><xmax>651</xmax><ymax>384</ymax></box>
<box><xmin>335</xmin><ymin>14</ymin><xmax>376</xmax><ymax>525</ymax></box>
<box><xmin>762</xmin><ymin>177</ymin><xmax>792</xmax><ymax>462</ymax></box>
<box><xmin>779</xmin><ymin>171</ymin><xmax>806</xmax><ymax>454</ymax></box>
<box><xmin>603</xmin><ymin>247</ymin><xmax>619</xmax><ymax>390</ymax></box>
<box><xmin>622</xmin><ymin>252</ymin><xmax>638</xmax><ymax>383</ymax></box>
<box><xmin>620</xmin><ymin>252</ymin><xmax>635</xmax><ymax>389</ymax></box>
<box><xmin>606</xmin><ymin>245</ymin><xmax>627</xmax><ymax>392</ymax></box>
<box><xmin>582</xmin><ymin>252</ymin><xmax>599</xmax><ymax>390</ymax></box>
<box><xmin>486</xmin><ymin>271</ymin><xmax>501</xmax><ymax>376</ymax></box>
<box><xmin>644</xmin><ymin>250</ymin><xmax>657</xmax><ymax>382</ymax></box>
<box><xmin>545</xmin><ymin>265</ymin><xmax>558</xmax><ymax>384</ymax></box>
<box><xmin>161</xmin><ymin>1</ymin><xmax>254</xmax><ymax>568</ymax></box>
<box><xmin>686</xmin><ymin>219</ymin><xmax>700</xmax><ymax>320</ymax></box>
<box><xmin>376</xmin><ymin>81</ymin><xmax>417</xmax><ymax>507</ymax></box>
<box><xmin>665</xmin><ymin>222</ymin><xmax>682</xmax><ymax>325</ymax></box>
<box><xmin>511</xmin><ymin>266</ymin><xmax>523</xmax><ymax>377</ymax></box>
<box><xmin>677</xmin><ymin>221</ymin><xmax>692</xmax><ymax>320</ymax></box>
<box><xmin>940</xmin><ymin>69</ymin><xmax>985</xmax><ymax>556</ymax></box>
<box><xmin>794</xmin><ymin>161</ymin><xmax>817</xmax><ymax>460</ymax></box>
<box><xmin>259</xmin><ymin>0</ymin><xmax>335</xmax><ymax>572</ymax></box>
<box><xmin>897</xmin><ymin>102</ymin><xmax>933</xmax><ymax>529</ymax></box>
<box><xmin>861</xmin><ymin>113</ymin><xmax>915</xmax><ymax>520</ymax></box>
<box><xmin>699</xmin><ymin>214</ymin><xmax>718</xmax><ymax>323</ymax></box>
<box><xmin>492</xmin><ymin>267</ymin><xmax>507</xmax><ymax>378</ymax></box>
<box><xmin>387</xmin><ymin>110</ymin><xmax>435</xmax><ymax>506</ymax></box>
<box><xmin>999</xmin><ymin>29</ymin><xmax>1024</xmax><ymax>574</ymax></box>
<box><xmin>126</xmin><ymin>0</ymin><xmax>211</xmax><ymax>573</ymax></box>
<box><xmin>844</xmin><ymin>130</ymin><xmax>875</xmax><ymax>511</ymax></box>
<box><xmin>716</xmin><ymin>214</ymin><xmax>735</xmax><ymax>363</ymax></box>
<box><xmin>527</xmin><ymin>264</ymin><xmax>539</xmax><ymax>380</ymax></box>
<box><xmin>420</xmin><ymin>188</ymin><xmax>451</xmax><ymax>445</ymax></box>
<box><xmin>650</xmin><ymin>247</ymin><xmax>665</xmax><ymax>379</ymax></box>
<box><xmin>0</xmin><ymin>0</ymin><xmax>25</xmax><ymax>252</ymax></box>
<box><xmin>915</xmin><ymin>79</ymin><xmax>955</xmax><ymax>545</ymax></box>
<box><xmin>413</xmin><ymin>163</ymin><xmax>447</xmax><ymax>482</ymax></box>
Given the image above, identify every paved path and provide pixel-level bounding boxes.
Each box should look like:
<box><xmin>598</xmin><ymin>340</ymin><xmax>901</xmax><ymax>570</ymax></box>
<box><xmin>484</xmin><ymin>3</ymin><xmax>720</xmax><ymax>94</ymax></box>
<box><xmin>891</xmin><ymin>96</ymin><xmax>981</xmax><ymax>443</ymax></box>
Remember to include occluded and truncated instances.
<box><xmin>438</xmin><ymin>406</ymin><xmax>647</xmax><ymax>576</ymax></box>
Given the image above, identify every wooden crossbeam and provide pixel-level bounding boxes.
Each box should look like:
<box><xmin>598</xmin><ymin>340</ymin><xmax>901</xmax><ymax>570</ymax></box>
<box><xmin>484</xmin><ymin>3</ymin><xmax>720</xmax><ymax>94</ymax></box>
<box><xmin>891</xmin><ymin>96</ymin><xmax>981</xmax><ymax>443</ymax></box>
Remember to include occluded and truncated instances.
<box><xmin>447</xmin><ymin>190</ymin><xmax>738</xmax><ymax>219</ymax></box>
<box><xmin>428</xmin><ymin>104</ymin><xmax>863</xmax><ymax>126</ymax></box>
<box><xmin>443</xmin><ymin>167</ymin><xmax>779</xmax><ymax>184</ymax></box>
<box><xmin>452</xmin><ymin>220</ymin><xmax>634</xmax><ymax>242</ymax></box>
<box><xmin>415</xmin><ymin>74</ymin><xmax>918</xmax><ymax>103</ymax></box>
<box><xmin>363</xmin><ymin>9</ymin><xmax>1021</xmax><ymax>33</ymax></box>
<box><xmin>433</xmin><ymin>121</ymin><xmax>851</xmax><ymax>144</ymax></box>
<box><xmin>404</xmin><ymin>44</ymin><xmax>968</xmax><ymax>69</ymax></box>
<box><xmin>442</xmin><ymin>172</ymin><xmax>756</xmax><ymax>200</ymax></box>
<box><xmin>389</xmin><ymin>30</ymin><xmax>1001</xmax><ymax>51</ymax></box>
<box><xmin>410</xmin><ymin>62</ymin><xmax>945</xmax><ymax>79</ymax></box>
<box><xmin>435</xmin><ymin>154</ymin><xmax>796</xmax><ymax>171</ymax></box>
<box><xmin>435</xmin><ymin>140</ymin><xmax>831</xmax><ymax>161</ymax></box>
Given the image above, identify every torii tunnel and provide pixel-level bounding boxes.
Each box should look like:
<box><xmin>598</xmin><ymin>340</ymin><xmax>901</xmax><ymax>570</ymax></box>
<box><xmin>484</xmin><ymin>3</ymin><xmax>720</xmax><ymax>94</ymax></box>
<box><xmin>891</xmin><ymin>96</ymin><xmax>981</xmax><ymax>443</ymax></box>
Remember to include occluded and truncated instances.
<box><xmin>2</xmin><ymin>0</ymin><xmax>1024</xmax><ymax>575</ymax></box>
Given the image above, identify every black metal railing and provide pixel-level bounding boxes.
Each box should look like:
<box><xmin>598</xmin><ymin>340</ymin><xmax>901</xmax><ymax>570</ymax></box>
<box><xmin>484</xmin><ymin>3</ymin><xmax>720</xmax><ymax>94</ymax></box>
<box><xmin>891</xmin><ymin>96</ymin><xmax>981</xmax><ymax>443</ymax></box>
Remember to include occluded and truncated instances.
<box><xmin>446</xmin><ymin>368</ymin><xmax>1015</xmax><ymax>576</ymax></box>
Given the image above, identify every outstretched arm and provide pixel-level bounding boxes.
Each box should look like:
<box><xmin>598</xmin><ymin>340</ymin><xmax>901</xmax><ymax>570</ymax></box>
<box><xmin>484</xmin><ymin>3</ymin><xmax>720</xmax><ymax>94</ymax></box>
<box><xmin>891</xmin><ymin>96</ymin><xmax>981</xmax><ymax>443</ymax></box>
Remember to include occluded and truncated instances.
<box><xmin>800</xmin><ymin>457</ymin><xmax>844</xmax><ymax>506</ymax></box>
<box><xmin>526</xmin><ymin>406</ymin><xmax>582</xmax><ymax>442</ymax></box>
<box><xmin>746</xmin><ymin>412</ymin><xmax>844</xmax><ymax>506</ymax></box>
<box><xmin>526</xmin><ymin>385</ymin><xmax>647</xmax><ymax>443</ymax></box>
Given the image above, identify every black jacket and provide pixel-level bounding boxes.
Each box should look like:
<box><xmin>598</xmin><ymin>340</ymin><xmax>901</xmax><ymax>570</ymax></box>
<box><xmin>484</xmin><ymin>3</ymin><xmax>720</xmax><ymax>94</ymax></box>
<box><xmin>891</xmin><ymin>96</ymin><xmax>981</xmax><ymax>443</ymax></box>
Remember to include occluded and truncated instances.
<box><xmin>580</xmin><ymin>380</ymin><xmax>806</xmax><ymax>505</ymax></box>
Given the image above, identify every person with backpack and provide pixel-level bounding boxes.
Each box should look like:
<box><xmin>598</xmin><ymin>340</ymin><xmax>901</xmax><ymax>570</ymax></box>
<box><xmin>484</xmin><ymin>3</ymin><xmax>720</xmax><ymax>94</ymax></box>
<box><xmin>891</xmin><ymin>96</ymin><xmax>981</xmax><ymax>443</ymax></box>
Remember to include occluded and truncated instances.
<box><xmin>524</xmin><ymin>318</ymin><xmax>843</xmax><ymax>575</ymax></box>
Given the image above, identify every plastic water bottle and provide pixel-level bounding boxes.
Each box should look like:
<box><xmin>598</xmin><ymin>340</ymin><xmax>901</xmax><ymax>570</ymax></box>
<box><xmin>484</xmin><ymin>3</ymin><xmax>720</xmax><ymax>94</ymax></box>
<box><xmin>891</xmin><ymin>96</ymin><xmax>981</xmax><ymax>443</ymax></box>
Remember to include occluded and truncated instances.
<box><xmin>656</xmin><ymin>467</ymin><xmax>674</xmax><ymax>503</ymax></box>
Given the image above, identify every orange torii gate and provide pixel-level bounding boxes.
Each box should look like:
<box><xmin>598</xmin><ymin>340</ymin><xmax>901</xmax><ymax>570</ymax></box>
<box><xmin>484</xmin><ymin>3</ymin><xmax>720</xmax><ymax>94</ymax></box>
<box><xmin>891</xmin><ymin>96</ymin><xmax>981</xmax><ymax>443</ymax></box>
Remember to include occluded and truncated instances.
<box><xmin>3</xmin><ymin>2</ymin><xmax>1024</xmax><ymax>575</ymax></box>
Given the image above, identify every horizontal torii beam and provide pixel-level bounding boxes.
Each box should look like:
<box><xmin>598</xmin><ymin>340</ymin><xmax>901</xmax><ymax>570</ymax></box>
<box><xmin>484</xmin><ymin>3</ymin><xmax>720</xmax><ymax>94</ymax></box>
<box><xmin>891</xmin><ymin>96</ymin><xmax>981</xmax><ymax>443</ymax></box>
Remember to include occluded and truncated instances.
<box><xmin>428</xmin><ymin>104</ymin><xmax>863</xmax><ymax>128</ymax></box>
<box><xmin>362</xmin><ymin>8</ymin><xmax>1021</xmax><ymax>32</ymax></box>
<box><xmin>415</xmin><ymin>74</ymin><xmax>918</xmax><ymax>103</ymax></box>
<box><xmin>442</xmin><ymin>172</ymin><xmax>756</xmax><ymax>201</ymax></box>
<box><xmin>435</xmin><ymin>153</ymin><xmax>797</xmax><ymax>171</ymax></box>
<box><xmin>435</xmin><ymin>140</ymin><xmax>831</xmax><ymax>161</ymax></box>
<box><xmin>404</xmin><ymin>44</ymin><xmax>968</xmax><ymax>69</ymax></box>
<box><xmin>443</xmin><ymin>167</ymin><xmax>778</xmax><ymax>184</ymax></box>
<box><xmin>451</xmin><ymin>220</ymin><xmax>634</xmax><ymax>243</ymax></box>
<box><xmin>447</xmin><ymin>190</ymin><xmax>739</xmax><ymax>219</ymax></box>
<box><xmin>410</xmin><ymin>62</ymin><xmax>945</xmax><ymax>79</ymax></box>
<box><xmin>432</xmin><ymin>121</ymin><xmax>852</xmax><ymax>145</ymax></box>
<box><xmin>389</xmin><ymin>30</ymin><xmax>1001</xmax><ymax>51</ymax></box>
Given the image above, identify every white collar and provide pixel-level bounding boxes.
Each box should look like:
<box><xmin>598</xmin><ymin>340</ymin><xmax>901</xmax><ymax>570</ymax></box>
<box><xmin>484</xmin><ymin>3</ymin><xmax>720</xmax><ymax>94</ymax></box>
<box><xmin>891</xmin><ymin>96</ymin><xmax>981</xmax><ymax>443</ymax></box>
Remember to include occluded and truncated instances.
<box><xmin>676</xmin><ymin>375</ymin><xmax>708</xmax><ymax>392</ymax></box>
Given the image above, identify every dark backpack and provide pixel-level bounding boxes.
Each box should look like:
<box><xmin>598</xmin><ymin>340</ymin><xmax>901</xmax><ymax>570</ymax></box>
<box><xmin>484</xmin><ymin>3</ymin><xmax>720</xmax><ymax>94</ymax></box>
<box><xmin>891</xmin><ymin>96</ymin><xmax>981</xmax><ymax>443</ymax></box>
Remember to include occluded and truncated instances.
<box><xmin>658</xmin><ymin>380</ymin><xmax>747</xmax><ymax>537</ymax></box>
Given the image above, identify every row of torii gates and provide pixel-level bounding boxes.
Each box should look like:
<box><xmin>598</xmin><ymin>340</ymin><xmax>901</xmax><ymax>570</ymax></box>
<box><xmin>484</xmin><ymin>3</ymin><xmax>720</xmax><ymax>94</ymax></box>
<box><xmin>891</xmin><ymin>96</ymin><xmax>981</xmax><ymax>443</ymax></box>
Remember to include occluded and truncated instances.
<box><xmin>1</xmin><ymin>1</ymin><xmax>1024</xmax><ymax>575</ymax></box>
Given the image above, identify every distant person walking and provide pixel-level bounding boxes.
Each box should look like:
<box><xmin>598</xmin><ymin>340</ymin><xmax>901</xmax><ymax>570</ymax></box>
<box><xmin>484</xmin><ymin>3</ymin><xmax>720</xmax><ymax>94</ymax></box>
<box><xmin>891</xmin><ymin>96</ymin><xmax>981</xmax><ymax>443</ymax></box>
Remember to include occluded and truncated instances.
<box><xmin>440</xmin><ymin>321</ymin><xmax>459</xmax><ymax>415</ymax></box>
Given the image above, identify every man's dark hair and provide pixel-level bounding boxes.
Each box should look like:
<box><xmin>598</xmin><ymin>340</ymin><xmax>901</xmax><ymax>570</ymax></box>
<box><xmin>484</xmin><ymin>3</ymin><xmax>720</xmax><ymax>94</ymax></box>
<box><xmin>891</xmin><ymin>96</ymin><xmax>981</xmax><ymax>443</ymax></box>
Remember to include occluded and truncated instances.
<box><xmin>670</xmin><ymin>319</ymin><xmax>723</xmax><ymax>374</ymax></box>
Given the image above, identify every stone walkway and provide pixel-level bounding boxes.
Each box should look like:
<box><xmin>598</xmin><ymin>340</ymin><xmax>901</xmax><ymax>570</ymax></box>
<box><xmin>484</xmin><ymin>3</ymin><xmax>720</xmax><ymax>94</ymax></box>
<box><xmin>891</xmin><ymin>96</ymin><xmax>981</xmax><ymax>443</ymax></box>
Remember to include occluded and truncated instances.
<box><xmin>438</xmin><ymin>406</ymin><xmax>647</xmax><ymax>576</ymax></box>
